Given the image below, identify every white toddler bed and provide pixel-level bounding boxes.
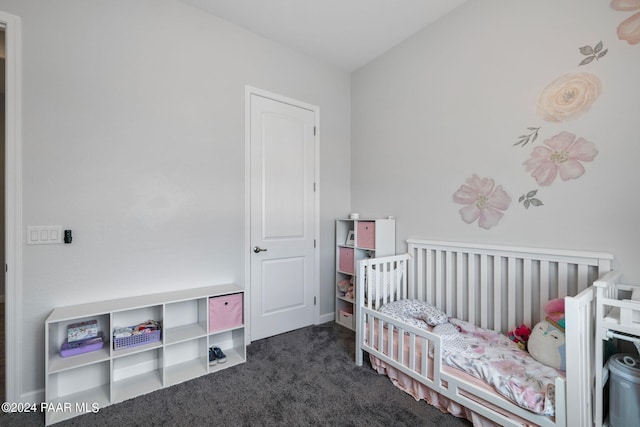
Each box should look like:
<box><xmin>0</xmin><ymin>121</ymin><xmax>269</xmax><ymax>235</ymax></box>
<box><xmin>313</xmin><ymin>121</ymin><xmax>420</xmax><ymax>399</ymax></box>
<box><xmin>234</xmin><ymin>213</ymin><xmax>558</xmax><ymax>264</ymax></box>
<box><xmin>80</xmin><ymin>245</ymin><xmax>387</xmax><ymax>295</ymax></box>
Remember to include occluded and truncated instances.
<box><xmin>355</xmin><ymin>239</ymin><xmax>614</xmax><ymax>427</ymax></box>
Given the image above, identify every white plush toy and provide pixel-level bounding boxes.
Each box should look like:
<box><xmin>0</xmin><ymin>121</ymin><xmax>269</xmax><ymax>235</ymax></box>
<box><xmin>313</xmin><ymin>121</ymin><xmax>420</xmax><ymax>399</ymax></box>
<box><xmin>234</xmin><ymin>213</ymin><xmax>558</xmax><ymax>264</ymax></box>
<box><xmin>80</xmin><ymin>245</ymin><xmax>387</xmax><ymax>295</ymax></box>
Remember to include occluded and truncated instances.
<box><xmin>528</xmin><ymin>298</ymin><xmax>567</xmax><ymax>370</ymax></box>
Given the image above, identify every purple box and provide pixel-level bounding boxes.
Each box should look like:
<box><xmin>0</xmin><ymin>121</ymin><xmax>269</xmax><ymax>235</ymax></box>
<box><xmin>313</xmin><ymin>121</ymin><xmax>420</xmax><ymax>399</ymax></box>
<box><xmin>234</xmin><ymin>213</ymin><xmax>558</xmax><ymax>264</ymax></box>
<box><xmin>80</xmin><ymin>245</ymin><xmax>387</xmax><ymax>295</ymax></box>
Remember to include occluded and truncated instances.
<box><xmin>60</xmin><ymin>335</ymin><xmax>104</xmax><ymax>357</ymax></box>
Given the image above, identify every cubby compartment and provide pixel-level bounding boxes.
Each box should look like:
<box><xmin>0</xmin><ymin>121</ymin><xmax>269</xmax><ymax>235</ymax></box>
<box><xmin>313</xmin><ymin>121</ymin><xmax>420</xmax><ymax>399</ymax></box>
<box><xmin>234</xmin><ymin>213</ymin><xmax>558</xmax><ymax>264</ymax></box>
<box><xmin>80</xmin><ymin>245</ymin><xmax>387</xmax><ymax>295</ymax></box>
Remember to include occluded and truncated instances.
<box><xmin>209</xmin><ymin>293</ymin><xmax>244</xmax><ymax>333</ymax></box>
<box><xmin>113</xmin><ymin>348</ymin><xmax>163</xmax><ymax>403</ymax></box>
<box><xmin>112</xmin><ymin>305</ymin><xmax>162</xmax><ymax>353</ymax></box>
<box><xmin>46</xmin><ymin>313</ymin><xmax>110</xmax><ymax>373</ymax></box>
<box><xmin>338</xmin><ymin>247</ymin><xmax>355</xmax><ymax>274</ymax></box>
<box><xmin>208</xmin><ymin>328</ymin><xmax>245</xmax><ymax>372</ymax></box>
<box><xmin>45</xmin><ymin>361</ymin><xmax>110</xmax><ymax>425</ymax></box>
<box><xmin>356</xmin><ymin>221</ymin><xmax>376</xmax><ymax>249</ymax></box>
<box><xmin>164</xmin><ymin>298</ymin><xmax>208</xmax><ymax>345</ymax></box>
<box><xmin>164</xmin><ymin>338</ymin><xmax>208</xmax><ymax>386</ymax></box>
<box><xmin>337</xmin><ymin>307</ymin><xmax>354</xmax><ymax>329</ymax></box>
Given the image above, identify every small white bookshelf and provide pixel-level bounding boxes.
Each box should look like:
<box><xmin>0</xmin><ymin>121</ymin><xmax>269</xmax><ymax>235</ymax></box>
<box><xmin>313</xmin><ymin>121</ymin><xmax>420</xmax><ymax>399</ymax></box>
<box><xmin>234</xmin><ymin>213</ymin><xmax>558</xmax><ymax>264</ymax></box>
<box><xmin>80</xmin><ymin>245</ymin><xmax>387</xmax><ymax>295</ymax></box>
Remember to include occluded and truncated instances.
<box><xmin>44</xmin><ymin>284</ymin><xmax>246</xmax><ymax>425</ymax></box>
<box><xmin>335</xmin><ymin>217</ymin><xmax>395</xmax><ymax>330</ymax></box>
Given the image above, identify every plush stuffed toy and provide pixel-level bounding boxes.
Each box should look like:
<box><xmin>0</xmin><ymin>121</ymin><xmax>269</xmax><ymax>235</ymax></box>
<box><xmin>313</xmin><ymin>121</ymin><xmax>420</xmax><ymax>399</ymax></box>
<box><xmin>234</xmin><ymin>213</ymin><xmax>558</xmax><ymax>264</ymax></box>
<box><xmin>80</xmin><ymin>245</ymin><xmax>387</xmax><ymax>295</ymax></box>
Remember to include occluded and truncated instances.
<box><xmin>337</xmin><ymin>279</ymin><xmax>351</xmax><ymax>296</ymax></box>
<box><xmin>545</xmin><ymin>298</ymin><xmax>565</xmax><ymax>330</ymax></box>
<box><xmin>528</xmin><ymin>298</ymin><xmax>566</xmax><ymax>370</ymax></box>
<box><xmin>345</xmin><ymin>285</ymin><xmax>354</xmax><ymax>300</ymax></box>
<box><xmin>508</xmin><ymin>324</ymin><xmax>532</xmax><ymax>351</ymax></box>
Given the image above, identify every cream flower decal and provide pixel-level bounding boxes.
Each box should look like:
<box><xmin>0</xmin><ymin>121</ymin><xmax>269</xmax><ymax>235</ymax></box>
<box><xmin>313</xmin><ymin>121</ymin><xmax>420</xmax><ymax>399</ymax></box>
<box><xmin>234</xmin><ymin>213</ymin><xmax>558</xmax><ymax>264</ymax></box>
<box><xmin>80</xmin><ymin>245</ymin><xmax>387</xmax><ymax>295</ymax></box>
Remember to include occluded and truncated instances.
<box><xmin>618</xmin><ymin>13</ymin><xmax>640</xmax><ymax>44</ymax></box>
<box><xmin>523</xmin><ymin>132</ymin><xmax>598</xmax><ymax>186</ymax></box>
<box><xmin>611</xmin><ymin>1</ymin><xmax>640</xmax><ymax>44</ymax></box>
<box><xmin>611</xmin><ymin>0</ymin><xmax>640</xmax><ymax>10</ymax></box>
<box><xmin>453</xmin><ymin>175</ymin><xmax>511</xmax><ymax>229</ymax></box>
<box><xmin>537</xmin><ymin>73</ymin><xmax>601</xmax><ymax>122</ymax></box>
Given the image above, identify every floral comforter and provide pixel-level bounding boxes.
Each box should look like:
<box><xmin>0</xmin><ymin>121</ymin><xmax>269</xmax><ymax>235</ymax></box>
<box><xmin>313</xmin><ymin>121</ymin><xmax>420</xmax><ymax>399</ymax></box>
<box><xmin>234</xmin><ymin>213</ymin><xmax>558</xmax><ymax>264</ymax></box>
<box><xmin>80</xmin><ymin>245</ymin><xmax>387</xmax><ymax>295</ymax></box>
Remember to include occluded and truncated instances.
<box><xmin>433</xmin><ymin>318</ymin><xmax>562</xmax><ymax>416</ymax></box>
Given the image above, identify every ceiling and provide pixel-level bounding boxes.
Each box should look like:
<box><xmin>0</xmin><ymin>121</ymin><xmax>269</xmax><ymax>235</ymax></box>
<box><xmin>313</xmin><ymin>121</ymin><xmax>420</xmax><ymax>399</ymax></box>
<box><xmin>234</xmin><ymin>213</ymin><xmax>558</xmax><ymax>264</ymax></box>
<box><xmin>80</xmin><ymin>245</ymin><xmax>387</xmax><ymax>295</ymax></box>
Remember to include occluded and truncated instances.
<box><xmin>180</xmin><ymin>0</ymin><xmax>468</xmax><ymax>72</ymax></box>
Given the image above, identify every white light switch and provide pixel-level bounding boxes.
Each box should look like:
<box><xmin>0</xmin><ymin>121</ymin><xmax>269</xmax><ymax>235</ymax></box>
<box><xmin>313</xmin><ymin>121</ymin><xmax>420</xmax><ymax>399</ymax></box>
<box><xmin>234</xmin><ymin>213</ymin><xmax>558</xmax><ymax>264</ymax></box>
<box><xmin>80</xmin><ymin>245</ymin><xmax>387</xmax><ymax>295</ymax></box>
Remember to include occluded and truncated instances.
<box><xmin>27</xmin><ymin>226</ymin><xmax>63</xmax><ymax>245</ymax></box>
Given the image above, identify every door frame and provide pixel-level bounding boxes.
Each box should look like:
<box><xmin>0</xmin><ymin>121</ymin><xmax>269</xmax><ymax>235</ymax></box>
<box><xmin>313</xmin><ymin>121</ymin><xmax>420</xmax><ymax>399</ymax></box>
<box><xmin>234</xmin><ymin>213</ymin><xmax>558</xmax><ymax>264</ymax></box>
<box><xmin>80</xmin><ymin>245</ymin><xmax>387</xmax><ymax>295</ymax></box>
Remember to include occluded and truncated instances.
<box><xmin>244</xmin><ymin>86</ymin><xmax>320</xmax><ymax>344</ymax></box>
<box><xmin>1</xmin><ymin>10</ymin><xmax>22</xmax><ymax>403</ymax></box>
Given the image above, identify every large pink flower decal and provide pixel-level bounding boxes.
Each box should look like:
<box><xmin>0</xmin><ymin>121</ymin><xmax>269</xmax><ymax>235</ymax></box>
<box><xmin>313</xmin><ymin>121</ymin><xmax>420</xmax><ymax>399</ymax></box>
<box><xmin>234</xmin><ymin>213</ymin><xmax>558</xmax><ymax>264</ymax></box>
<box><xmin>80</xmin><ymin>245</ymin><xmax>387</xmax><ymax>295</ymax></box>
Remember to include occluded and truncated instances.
<box><xmin>611</xmin><ymin>0</ymin><xmax>640</xmax><ymax>45</ymax></box>
<box><xmin>523</xmin><ymin>131</ymin><xmax>598</xmax><ymax>186</ymax></box>
<box><xmin>453</xmin><ymin>175</ymin><xmax>511</xmax><ymax>230</ymax></box>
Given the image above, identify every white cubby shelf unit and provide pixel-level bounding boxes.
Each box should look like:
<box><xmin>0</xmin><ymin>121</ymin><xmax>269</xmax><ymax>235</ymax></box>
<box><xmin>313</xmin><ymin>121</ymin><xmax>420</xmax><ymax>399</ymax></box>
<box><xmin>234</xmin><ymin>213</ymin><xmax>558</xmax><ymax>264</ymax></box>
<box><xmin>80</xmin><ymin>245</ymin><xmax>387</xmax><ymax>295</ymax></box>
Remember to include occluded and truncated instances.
<box><xmin>335</xmin><ymin>218</ymin><xmax>395</xmax><ymax>330</ymax></box>
<box><xmin>45</xmin><ymin>284</ymin><xmax>246</xmax><ymax>426</ymax></box>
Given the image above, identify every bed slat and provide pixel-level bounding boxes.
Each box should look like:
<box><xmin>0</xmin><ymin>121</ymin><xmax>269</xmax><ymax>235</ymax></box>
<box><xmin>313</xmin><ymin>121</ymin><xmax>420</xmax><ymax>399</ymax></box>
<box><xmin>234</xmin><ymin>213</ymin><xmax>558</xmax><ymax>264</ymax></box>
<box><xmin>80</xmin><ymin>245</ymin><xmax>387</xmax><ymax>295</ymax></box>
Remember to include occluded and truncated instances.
<box><xmin>493</xmin><ymin>256</ymin><xmax>502</xmax><ymax>331</ymax></box>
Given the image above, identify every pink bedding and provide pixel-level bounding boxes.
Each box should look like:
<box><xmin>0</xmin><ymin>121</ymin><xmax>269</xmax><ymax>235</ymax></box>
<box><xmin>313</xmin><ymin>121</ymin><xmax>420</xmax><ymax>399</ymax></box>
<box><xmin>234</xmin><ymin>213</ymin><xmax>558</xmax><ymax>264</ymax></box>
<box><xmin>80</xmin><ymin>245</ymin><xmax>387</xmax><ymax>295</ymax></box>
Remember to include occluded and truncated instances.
<box><xmin>365</xmin><ymin>317</ymin><xmax>561</xmax><ymax>425</ymax></box>
<box><xmin>439</xmin><ymin>318</ymin><xmax>562</xmax><ymax>416</ymax></box>
<box><xmin>370</xmin><ymin>356</ymin><xmax>507</xmax><ymax>427</ymax></box>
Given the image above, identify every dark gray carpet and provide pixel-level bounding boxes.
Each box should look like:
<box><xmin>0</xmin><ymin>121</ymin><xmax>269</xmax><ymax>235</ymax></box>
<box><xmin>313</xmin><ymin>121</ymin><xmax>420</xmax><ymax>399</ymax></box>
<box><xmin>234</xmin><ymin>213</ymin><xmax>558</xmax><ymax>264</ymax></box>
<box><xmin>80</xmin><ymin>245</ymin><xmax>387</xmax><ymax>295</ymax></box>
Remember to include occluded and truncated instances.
<box><xmin>1</xmin><ymin>322</ymin><xmax>471</xmax><ymax>426</ymax></box>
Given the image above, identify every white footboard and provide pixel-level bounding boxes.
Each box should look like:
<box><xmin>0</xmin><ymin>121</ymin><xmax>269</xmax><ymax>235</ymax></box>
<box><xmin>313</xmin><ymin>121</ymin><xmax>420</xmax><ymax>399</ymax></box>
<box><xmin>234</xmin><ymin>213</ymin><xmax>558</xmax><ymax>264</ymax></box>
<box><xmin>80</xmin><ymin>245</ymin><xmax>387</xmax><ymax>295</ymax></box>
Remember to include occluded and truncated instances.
<box><xmin>359</xmin><ymin>303</ymin><xmax>443</xmax><ymax>389</ymax></box>
<box><xmin>565</xmin><ymin>285</ymin><xmax>596</xmax><ymax>427</ymax></box>
<box><xmin>355</xmin><ymin>253</ymin><xmax>411</xmax><ymax>366</ymax></box>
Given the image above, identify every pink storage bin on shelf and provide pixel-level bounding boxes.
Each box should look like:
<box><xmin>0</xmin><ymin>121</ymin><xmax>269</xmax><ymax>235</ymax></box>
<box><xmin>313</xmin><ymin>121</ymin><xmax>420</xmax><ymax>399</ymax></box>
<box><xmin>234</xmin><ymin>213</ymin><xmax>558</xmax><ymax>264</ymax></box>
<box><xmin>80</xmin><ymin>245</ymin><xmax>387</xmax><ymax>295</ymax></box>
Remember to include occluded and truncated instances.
<box><xmin>357</xmin><ymin>221</ymin><xmax>376</xmax><ymax>249</ymax></box>
<box><xmin>339</xmin><ymin>247</ymin><xmax>354</xmax><ymax>273</ymax></box>
<box><xmin>209</xmin><ymin>293</ymin><xmax>244</xmax><ymax>332</ymax></box>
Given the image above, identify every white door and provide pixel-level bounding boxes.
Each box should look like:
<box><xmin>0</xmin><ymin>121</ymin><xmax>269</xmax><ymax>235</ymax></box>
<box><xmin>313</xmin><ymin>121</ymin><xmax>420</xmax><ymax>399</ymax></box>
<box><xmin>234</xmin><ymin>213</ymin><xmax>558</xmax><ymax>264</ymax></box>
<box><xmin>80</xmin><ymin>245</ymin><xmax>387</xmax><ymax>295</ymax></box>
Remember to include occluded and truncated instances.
<box><xmin>248</xmin><ymin>91</ymin><xmax>317</xmax><ymax>341</ymax></box>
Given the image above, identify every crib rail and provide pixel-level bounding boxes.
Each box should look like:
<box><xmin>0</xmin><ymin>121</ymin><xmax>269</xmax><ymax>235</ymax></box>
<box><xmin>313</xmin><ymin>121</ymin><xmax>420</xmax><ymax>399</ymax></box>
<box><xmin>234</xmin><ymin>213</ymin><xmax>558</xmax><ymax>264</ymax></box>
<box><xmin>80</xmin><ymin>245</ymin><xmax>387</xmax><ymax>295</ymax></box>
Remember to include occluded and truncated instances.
<box><xmin>359</xmin><ymin>253</ymin><xmax>410</xmax><ymax>310</ymax></box>
<box><xmin>358</xmin><ymin>305</ymin><xmax>442</xmax><ymax>389</ymax></box>
<box><xmin>407</xmin><ymin>239</ymin><xmax>613</xmax><ymax>335</ymax></box>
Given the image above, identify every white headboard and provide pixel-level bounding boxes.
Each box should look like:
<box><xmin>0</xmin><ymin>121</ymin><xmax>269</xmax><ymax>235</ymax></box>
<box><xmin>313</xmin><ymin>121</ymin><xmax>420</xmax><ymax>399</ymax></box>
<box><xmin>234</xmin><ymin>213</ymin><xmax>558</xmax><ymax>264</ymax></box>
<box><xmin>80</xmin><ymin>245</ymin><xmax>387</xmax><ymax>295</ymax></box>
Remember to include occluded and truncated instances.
<box><xmin>407</xmin><ymin>239</ymin><xmax>614</xmax><ymax>333</ymax></box>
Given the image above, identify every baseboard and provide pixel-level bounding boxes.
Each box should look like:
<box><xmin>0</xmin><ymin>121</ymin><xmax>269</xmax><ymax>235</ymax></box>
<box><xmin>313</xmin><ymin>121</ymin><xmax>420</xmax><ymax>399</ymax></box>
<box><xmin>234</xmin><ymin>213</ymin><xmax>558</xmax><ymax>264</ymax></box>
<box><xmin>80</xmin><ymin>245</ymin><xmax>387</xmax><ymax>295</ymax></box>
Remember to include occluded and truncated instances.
<box><xmin>21</xmin><ymin>388</ymin><xmax>44</xmax><ymax>405</ymax></box>
<box><xmin>319</xmin><ymin>312</ymin><xmax>335</xmax><ymax>324</ymax></box>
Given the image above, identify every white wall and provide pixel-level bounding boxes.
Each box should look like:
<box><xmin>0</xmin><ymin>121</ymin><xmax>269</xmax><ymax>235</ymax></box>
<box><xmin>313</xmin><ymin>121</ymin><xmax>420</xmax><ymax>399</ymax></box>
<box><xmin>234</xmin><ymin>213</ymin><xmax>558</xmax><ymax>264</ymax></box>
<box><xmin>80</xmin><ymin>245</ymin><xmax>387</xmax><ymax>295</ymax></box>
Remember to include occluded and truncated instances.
<box><xmin>352</xmin><ymin>0</ymin><xmax>640</xmax><ymax>280</ymax></box>
<box><xmin>0</xmin><ymin>0</ymin><xmax>350</xmax><ymax>397</ymax></box>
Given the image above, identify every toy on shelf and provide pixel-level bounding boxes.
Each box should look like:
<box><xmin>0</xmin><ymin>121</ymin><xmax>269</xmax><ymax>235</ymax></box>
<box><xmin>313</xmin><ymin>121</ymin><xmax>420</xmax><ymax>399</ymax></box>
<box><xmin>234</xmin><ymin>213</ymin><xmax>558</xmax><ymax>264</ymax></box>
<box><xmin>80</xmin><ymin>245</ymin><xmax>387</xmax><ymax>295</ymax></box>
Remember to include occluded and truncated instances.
<box><xmin>60</xmin><ymin>320</ymin><xmax>104</xmax><ymax>357</ymax></box>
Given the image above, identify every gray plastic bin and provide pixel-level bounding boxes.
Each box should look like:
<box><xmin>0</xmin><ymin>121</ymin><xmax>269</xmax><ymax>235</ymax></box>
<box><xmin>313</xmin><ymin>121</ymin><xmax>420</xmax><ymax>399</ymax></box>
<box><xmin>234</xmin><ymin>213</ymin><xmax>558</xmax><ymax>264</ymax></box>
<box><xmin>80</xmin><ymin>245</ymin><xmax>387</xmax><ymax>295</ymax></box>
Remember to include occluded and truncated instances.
<box><xmin>609</xmin><ymin>353</ymin><xmax>640</xmax><ymax>427</ymax></box>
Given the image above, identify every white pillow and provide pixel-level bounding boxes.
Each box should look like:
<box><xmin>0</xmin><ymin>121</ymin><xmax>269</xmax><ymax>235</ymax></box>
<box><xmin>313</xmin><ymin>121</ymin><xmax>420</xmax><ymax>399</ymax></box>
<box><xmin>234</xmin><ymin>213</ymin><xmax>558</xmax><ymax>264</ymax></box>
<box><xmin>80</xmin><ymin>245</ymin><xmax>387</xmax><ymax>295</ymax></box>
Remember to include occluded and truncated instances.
<box><xmin>379</xmin><ymin>301</ymin><xmax>429</xmax><ymax>330</ymax></box>
<box><xmin>379</xmin><ymin>299</ymin><xmax>449</xmax><ymax>327</ymax></box>
<box><xmin>418</xmin><ymin>305</ymin><xmax>449</xmax><ymax>326</ymax></box>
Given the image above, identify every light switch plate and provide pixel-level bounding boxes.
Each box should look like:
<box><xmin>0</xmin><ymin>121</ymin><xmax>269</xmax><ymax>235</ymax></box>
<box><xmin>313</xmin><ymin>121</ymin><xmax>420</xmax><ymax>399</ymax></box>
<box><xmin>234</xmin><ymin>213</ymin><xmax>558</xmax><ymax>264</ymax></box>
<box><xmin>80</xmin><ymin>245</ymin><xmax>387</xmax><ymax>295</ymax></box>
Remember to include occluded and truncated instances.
<box><xmin>27</xmin><ymin>226</ymin><xmax>63</xmax><ymax>245</ymax></box>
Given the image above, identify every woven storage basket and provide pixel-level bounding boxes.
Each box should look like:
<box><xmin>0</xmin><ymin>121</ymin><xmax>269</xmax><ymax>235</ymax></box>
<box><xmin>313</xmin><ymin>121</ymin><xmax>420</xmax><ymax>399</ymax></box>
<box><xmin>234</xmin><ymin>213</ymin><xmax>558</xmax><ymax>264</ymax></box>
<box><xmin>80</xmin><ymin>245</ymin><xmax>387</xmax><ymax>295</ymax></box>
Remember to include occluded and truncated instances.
<box><xmin>113</xmin><ymin>328</ymin><xmax>161</xmax><ymax>351</ymax></box>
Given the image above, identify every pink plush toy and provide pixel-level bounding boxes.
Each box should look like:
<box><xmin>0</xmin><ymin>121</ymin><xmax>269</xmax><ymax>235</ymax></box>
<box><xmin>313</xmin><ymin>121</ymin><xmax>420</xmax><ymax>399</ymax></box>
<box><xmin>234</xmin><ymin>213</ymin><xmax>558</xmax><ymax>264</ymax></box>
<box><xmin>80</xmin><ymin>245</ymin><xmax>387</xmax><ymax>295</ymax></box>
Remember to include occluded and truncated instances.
<box><xmin>545</xmin><ymin>298</ymin><xmax>565</xmax><ymax>331</ymax></box>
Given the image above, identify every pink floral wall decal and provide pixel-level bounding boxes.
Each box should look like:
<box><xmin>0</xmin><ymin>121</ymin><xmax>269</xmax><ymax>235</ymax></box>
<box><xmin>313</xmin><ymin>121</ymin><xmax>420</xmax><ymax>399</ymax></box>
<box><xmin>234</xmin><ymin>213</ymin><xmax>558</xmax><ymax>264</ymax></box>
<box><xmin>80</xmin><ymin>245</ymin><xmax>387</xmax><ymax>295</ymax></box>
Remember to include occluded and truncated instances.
<box><xmin>453</xmin><ymin>174</ymin><xmax>511</xmax><ymax>229</ymax></box>
<box><xmin>537</xmin><ymin>73</ymin><xmax>601</xmax><ymax>122</ymax></box>
<box><xmin>523</xmin><ymin>131</ymin><xmax>598</xmax><ymax>186</ymax></box>
<box><xmin>611</xmin><ymin>0</ymin><xmax>640</xmax><ymax>44</ymax></box>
